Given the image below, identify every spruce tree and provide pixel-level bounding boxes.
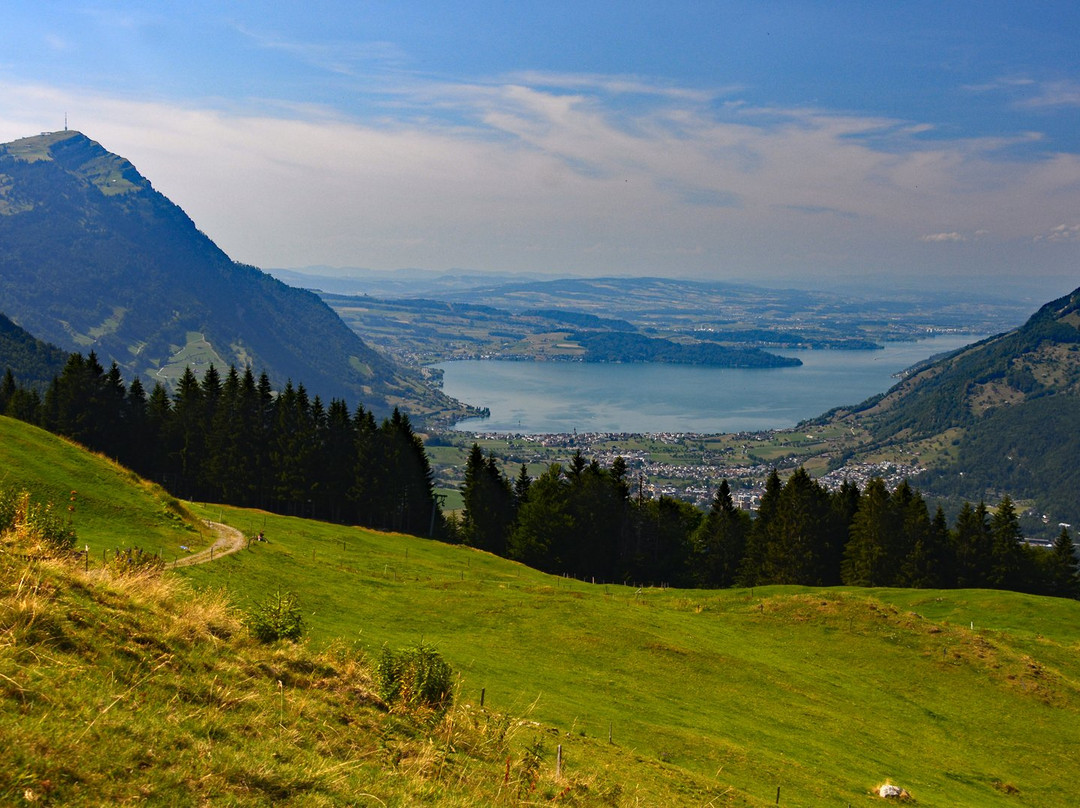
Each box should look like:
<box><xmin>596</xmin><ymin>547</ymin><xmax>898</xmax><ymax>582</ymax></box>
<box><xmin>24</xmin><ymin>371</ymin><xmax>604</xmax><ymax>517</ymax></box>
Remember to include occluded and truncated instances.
<box><xmin>691</xmin><ymin>480</ymin><xmax>750</xmax><ymax>588</ymax></box>
<box><xmin>1049</xmin><ymin>527</ymin><xmax>1079</xmax><ymax>598</ymax></box>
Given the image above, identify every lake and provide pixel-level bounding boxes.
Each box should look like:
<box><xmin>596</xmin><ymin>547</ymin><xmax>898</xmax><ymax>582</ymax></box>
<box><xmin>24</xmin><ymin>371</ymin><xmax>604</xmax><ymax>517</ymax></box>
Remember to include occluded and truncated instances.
<box><xmin>436</xmin><ymin>333</ymin><xmax>985</xmax><ymax>434</ymax></box>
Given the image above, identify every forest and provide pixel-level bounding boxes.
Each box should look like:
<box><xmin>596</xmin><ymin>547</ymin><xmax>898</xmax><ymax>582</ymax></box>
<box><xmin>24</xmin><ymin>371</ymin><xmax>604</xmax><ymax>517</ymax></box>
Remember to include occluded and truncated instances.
<box><xmin>458</xmin><ymin>444</ymin><xmax>1078</xmax><ymax>597</ymax></box>
<box><xmin>1</xmin><ymin>351</ymin><xmax>1076</xmax><ymax>599</ymax></box>
<box><xmin>0</xmin><ymin>353</ymin><xmax>438</xmax><ymax>536</ymax></box>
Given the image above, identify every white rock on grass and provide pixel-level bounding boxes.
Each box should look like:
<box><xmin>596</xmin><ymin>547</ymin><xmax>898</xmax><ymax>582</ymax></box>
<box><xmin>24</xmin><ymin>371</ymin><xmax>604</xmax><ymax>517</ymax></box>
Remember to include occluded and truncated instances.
<box><xmin>878</xmin><ymin>783</ymin><xmax>910</xmax><ymax>799</ymax></box>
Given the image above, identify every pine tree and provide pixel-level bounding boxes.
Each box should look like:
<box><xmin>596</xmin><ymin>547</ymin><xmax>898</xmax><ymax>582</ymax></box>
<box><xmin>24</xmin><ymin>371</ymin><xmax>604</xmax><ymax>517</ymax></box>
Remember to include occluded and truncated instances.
<box><xmin>691</xmin><ymin>480</ymin><xmax>750</xmax><ymax>588</ymax></box>
<box><xmin>953</xmin><ymin>502</ymin><xmax>992</xmax><ymax>588</ymax></box>
<box><xmin>738</xmin><ymin>468</ymin><xmax>782</xmax><ymax>586</ymax></box>
<box><xmin>842</xmin><ymin>477</ymin><xmax>894</xmax><ymax>586</ymax></box>
<box><xmin>461</xmin><ymin>445</ymin><xmax>514</xmax><ymax>554</ymax></box>
<box><xmin>989</xmin><ymin>495</ymin><xmax>1024</xmax><ymax>590</ymax></box>
<box><xmin>1048</xmin><ymin>527</ymin><xmax>1078</xmax><ymax>598</ymax></box>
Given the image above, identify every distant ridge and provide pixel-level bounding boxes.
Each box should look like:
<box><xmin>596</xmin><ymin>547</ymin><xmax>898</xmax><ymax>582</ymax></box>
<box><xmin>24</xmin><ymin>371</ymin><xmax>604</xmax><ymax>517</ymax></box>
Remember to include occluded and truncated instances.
<box><xmin>0</xmin><ymin>130</ymin><xmax>461</xmax><ymax>421</ymax></box>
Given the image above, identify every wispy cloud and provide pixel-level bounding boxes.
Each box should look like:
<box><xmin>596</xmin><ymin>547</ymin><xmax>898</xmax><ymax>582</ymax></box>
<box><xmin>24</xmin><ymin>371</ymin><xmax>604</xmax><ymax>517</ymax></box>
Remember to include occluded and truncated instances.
<box><xmin>921</xmin><ymin>232</ymin><xmax>967</xmax><ymax>243</ymax></box>
<box><xmin>234</xmin><ymin>25</ymin><xmax>412</xmax><ymax>77</ymax></box>
<box><xmin>1034</xmin><ymin>224</ymin><xmax>1080</xmax><ymax>242</ymax></box>
<box><xmin>2</xmin><ymin>70</ymin><xmax>1078</xmax><ymax>288</ymax></box>
<box><xmin>965</xmin><ymin>76</ymin><xmax>1080</xmax><ymax>109</ymax></box>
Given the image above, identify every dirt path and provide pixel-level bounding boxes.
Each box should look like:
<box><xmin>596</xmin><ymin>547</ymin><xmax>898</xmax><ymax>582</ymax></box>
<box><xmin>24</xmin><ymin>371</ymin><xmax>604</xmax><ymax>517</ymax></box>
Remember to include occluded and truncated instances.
<box><xmin>173</xmin><ymin>521</ymin><xmax>246</xmax><ymax>567</ymax></box>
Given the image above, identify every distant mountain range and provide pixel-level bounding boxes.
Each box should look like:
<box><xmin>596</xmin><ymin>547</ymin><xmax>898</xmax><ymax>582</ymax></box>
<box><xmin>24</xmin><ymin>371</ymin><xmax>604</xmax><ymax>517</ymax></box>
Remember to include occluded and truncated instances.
<box><xmin>0</xmin><ymin>131</ymin><xmax>464</xmax><ymax>422</ymax></box>
<box><xmin>829</xmin><ymin>285</ymin><xmax>1080</xmax><ymax>520</ymax></box>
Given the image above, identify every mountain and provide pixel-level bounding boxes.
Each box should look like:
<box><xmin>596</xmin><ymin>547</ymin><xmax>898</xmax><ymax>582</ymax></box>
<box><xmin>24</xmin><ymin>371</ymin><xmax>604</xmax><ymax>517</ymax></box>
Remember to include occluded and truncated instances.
<box><xmin>832</xmin><ymin>285</ymin><xmax>1080</xmax><ymax>518</ymax></box>
<box><xmin>0</xmin><ymin>130</ymin><xmax>461</xmax><ymax>421</ymax></box>
<box><xmin>0</xmin><ymin>311</ymin><xmax>68</xmax><ymax>388</ymax></box>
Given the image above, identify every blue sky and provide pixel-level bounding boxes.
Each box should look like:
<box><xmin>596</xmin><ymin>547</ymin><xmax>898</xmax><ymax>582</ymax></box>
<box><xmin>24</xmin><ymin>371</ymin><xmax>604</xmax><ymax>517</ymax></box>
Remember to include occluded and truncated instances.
<box><xmin>1</xmin><ymin>2</ymin><xmax>1078</xmax><ymax>299</ymax></box>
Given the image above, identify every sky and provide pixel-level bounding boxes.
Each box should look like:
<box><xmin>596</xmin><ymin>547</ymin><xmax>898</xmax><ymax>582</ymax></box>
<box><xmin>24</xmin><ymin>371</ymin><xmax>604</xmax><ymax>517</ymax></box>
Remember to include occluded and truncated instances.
<box><xmin>1</xmin><ymin>1</ymin><xmax>1079</xmax><ymax>300</ymax></box>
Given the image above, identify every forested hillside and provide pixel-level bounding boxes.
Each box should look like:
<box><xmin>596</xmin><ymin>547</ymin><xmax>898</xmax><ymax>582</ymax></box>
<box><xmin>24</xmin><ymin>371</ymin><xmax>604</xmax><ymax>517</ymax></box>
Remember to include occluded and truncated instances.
<box><xmin>0</xmin><ymin>312</ymin><xmax>67</xmax><ymax>389</ymax></box>
<box><xmin>831</xmin><ymin>285</ymin><xmax>1080</xmax><ymax>518</ymax></box>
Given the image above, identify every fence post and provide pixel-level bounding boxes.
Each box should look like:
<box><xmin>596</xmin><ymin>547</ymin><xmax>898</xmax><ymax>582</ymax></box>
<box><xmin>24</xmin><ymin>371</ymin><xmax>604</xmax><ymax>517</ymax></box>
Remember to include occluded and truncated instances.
<box><xmin>556</xmin><ymin>744</ymin><xmax>562</xmax><ymax>778</ymax></box>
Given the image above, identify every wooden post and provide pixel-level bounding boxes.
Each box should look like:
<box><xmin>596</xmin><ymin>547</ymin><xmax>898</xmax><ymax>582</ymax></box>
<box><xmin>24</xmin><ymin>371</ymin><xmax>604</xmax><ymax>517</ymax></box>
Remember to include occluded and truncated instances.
<box><xmin>776</xmin><ymin>786</ymin><xmax>780</xmax><ymax>804</ymax></box>
<box><xmin>210</xmin><ymin>547</ymin><xmax>214</xmax><ymax>562</ymax></box>
<box><xmin>480</xmin><ymin>688</ymin><xmax>485</xmax><ymax>707</ymax></box>
<box><xmin>608</xmin><ymin>722</ymin><xmax>612</xmax><ymax>744</ymax></box>
<box><xmin>556</xmin><ymin>744</ymin><xmax>562</xmax><ymax>778</ymax></box>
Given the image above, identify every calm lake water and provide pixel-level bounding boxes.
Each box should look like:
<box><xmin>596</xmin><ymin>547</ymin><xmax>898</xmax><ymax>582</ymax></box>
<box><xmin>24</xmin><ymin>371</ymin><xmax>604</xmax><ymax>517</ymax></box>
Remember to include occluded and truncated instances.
<box><xmin>436</xmin><ymin>334</ymin><xmax>985</xmax><ymax>434</ymax></box>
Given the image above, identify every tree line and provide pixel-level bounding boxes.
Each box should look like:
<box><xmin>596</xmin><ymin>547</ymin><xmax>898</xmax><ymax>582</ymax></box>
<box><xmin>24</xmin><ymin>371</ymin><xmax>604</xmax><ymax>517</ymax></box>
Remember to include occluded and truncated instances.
<box><xmin>1</xmin><ymin>352</ymin><xmax>1076</xmax><ymax>598</ymax></box>
<box><xmin>458</xmin><ymin>446</ymin><xmax>1078</xmax><ymax>598</ymax></box>
<box><xmin>0</xmin><ymin>353</ymin><xmax>439</xmax><ymax>535</ymax></box>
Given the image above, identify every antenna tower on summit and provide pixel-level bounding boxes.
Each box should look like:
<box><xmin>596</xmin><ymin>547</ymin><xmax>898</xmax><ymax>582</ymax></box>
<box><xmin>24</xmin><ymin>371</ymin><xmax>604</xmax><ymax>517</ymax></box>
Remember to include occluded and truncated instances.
<box><xmin>64</xmin><ymin>113</ymin><xmax>68</xmax><ymax>131</ymax></box>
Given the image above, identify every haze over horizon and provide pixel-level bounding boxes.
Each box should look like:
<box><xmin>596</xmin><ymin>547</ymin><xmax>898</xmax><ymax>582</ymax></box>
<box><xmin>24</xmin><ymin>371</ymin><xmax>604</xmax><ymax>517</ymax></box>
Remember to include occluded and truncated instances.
<box><xmin>2</xmin><ymin>2</ymin><xmax>1078</xmax><ymax>301</ymax></box>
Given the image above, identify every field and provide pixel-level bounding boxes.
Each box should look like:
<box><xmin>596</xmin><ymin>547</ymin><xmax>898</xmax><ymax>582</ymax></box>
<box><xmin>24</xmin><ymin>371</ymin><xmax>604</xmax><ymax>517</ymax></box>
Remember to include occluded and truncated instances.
<box><xmin>4</xmin><ymin>414</ymin><xmax>1080</xmax><ymax>806</ymax></box>
<box><xmin>174</xmin><ymin>504</ymin><xmax>1080</xmax><ymax>806</ymax></box>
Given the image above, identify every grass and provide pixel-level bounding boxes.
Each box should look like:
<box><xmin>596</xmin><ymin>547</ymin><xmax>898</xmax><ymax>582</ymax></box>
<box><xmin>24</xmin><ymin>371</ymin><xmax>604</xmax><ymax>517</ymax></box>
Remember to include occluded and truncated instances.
<box><xmin>0</xmin><ymin>416</ymin><xmax>214</xmax><ymax>559</ymax></box>
<box><xmin>4</xmin><ymin>413</ymin><xmax>1080</xmax><ymax>806</ymax></box>
<box><xmin>178</xmin><ymin>503</ymin><xmax>1080</xmax><ymax>807</ymax></box>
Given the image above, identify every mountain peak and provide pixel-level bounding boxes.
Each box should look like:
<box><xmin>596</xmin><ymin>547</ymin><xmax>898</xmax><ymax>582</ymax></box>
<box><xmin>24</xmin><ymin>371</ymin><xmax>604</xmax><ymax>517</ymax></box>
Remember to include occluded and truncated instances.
<box><xmin>0</xmin><ymin>130</ymin><xmax>148</xmax><ymax>196</ymax></box>
<box><xmin>0</xmin><ymin>131</ymin><xmax>465</xmax><ymax>422</ymax></box>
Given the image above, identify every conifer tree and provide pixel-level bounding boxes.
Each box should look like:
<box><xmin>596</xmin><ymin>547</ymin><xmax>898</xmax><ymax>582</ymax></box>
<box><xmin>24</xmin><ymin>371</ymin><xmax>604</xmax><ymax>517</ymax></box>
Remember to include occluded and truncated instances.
<box><xmin>1048</xmin><ymin>527</ymin><xmax>1079</xmax><ymax>598</ymax></box>
<box><xmin>461</xmin><ymin>444</ymin><xmax>514</xmax><ymax>554</ymax></box>
<box><xmin>738</xmin><ymin>468</ymin><xmax>782</xmax><ymax>586</ymax></box>
<box><xmin>691</xmin><ymin>480</ymin><xmax>750</xmax><ymax>587</ymax></box>
<box><xmin>989</xmin><ymin>495</ymin><xmax>1025</xmax><ymax>590</ymax></box>
<box><xmin>842</xmin><ymin>477</ymin><xmax>894</xmax><ymax>586</ymax></box>
<box><xmin>953</xmin><ymin>501</ymin><xmax>992</xmax><ymax>588</ymax></box>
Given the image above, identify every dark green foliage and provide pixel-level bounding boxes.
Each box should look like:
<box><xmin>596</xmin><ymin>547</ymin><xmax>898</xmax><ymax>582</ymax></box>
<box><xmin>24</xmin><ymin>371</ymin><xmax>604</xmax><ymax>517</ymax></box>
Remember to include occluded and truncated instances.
<box><xmin>569</xmin><ymin>331</ymin><xmax>802</xmax><ymax>367</ymax></box>
<box><xmin>0</xmin><ymin>313</ymin><xmax>68</xmax><ymax>394</ymax></box>
<box><xmin>520</xmin><ymin>309</ymin><xmax>636</xmax><ymax>331</ymax></box>
<box><xmin>921</xmin><ymin>395</ymin><xmax>1080</xmax><ymax>521</ymax></box>
<box><xmin>1047</xmin><ymin>528</ymin><xmax>1079</xmax><ymax>598</ymax></box>
<box><xmin>691</xmin><ymin>481</ymin><xmax>750</xmax><ymax>587</ymax></box>
<box><xmin>953</xmin><ymin>502</ymin><xmax>993</xmax><ymax>588</ymax></box>
<box><xmin>2</xmin><ymin>353</ymin><xmax>440</xmax><ymax>536</ymax></box>
<box><xmin>746</xmin><ymin>468</ymin><xmax>835</xmax><ymax>585</ymax></box>
<box><xmin>461</xmin><ymin>445</ymin><xmax>515</xmax><ymax>554</ymax></box>
<box><xmin>245</xmin><ymin>590</ymin><xmax>304</xmax><ymax>643</ymax></box>
<box><xmin>376</xmin><ymin>643</ymin><xmax>454</xmax><ymax>714</ymax></box>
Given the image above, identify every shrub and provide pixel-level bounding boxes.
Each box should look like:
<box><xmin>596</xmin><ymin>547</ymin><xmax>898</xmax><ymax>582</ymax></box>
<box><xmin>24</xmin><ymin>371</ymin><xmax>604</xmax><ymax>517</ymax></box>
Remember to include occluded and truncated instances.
<box><xmin>107</xmin><ymin>547</ymin><xmax>165</xmax><ymax>576</ymax></box>
<box><xmin>245</xmin><ymin>590</ymin><xmax>304</xmax><ymax>643</ymax></box>
<box><xmin>376</xmin><ymin>642</ymin><xmax>454</xmax><ymax>714</ymax></box>
<box><xmin>0</xmin><ymin>486</ymin><xmax>77</xmax><ymax>553</ymax></box>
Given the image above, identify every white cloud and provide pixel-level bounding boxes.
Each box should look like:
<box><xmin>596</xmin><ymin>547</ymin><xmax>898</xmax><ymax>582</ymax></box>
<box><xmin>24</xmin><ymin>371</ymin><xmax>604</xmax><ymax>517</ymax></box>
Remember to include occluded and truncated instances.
<box><xmin>1034</xmin><ymin>224</ymin><xmax>1080</xmax><ymax>242</ymax></box>
<box><xmin>1</xmin><ymin>74</ymin><xmax>1079</xmax><ymax>290</ymax></box>
<box><xmin>921</xmin><ymin>232</ymin><xmax>967</xmax><ymax>243</ymax></box>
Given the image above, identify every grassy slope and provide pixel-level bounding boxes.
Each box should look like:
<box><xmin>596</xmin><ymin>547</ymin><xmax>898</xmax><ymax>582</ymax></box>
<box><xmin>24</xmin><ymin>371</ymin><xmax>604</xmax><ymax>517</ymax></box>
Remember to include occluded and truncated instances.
<box><xmin>0</xmin><ymin>415</ymin><xmax>213</xmax><ymax>556</ymax></box>
<box><xmin>179</xmin><ymin>504</ymin><xmax>1080</xmax><ymax>808</ymax></box>
<box><xmin>3</xmin><ymin>415</ymin><xmax>1079</xmax><ymax>806</ymax></box>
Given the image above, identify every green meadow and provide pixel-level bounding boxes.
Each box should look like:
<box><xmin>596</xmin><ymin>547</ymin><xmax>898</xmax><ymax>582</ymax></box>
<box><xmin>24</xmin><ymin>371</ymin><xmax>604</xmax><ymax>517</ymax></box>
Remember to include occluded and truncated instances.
<box><xmin>3</xmin><ymin>414</ymin><xmax>1080</xmax><ymax>806</ymax></box>
<box><xmin>178</xmin><ymin>503</ymin><xmax>1080</xmax><ymax>807</ymax></box>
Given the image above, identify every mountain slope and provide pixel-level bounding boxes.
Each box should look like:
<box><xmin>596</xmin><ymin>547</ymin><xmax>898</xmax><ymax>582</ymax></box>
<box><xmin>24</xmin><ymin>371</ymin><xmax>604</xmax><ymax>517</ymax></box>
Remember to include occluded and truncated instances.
<box><xmin>0</xmin><ymin>130</ymin><xmax>458</xmax><ymax>420</ymax></box>
<box><xmin>0</xmin><ymin>312</ymin><xmax>68</xmax><ymax>389</ymax></box>
<box><xmin>835</xmin><ymin>285</ymin><xmax>1080</xmax><ymax>516</ymax></box>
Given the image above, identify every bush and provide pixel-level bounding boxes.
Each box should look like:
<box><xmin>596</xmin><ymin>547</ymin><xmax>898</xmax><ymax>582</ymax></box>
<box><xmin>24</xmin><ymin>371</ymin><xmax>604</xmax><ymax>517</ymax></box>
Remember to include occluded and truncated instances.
<box><xmin>0</xmin><ymin>486</ymin><xmax>77</xmax><ymax>553</ymax></box>
<box><xmin>245</xmin><ymin>590</ymin><xmax>304</xmax><ymax>643</ymax></box>
<box><xmin>107</xmin><ymin>547</ymin><xmax>165</xmax><ymax>576</ymax></box>
<box><xmin>376</xmin><ymin>642</ymin><xmax>454</xmax><ymax>714</ymax></box>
